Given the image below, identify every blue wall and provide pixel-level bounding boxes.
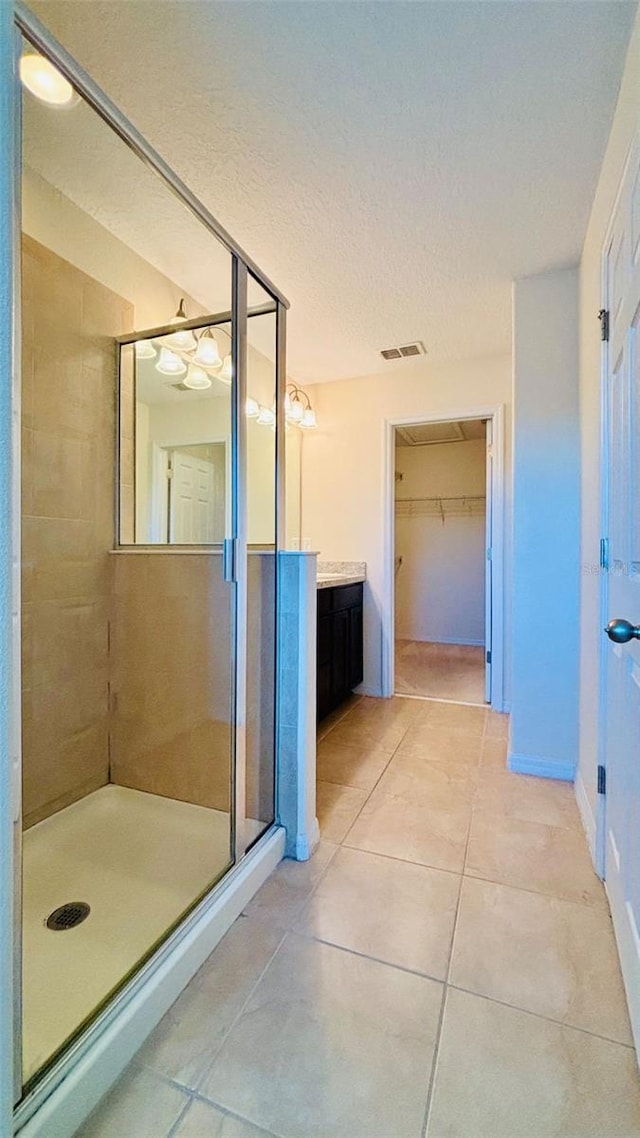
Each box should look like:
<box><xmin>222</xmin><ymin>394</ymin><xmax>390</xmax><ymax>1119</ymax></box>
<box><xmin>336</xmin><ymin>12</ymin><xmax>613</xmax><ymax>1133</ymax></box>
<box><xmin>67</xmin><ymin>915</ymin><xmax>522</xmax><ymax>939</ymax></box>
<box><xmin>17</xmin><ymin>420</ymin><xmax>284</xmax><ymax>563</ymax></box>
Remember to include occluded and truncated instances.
<box><xmin>510</xmin><ymin>268</ymin><xmax>581</xmax><ymax>780</ymax></box>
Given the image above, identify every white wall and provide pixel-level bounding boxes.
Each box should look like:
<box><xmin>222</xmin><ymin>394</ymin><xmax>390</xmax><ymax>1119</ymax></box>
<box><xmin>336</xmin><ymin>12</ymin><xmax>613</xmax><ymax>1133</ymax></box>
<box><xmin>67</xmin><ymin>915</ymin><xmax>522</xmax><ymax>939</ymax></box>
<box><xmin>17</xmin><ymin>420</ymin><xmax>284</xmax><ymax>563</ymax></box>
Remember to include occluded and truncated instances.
<box><xmin>511</xmin><ymin>267</ymin><xmax>580</xmax><ymax>779</ymax></box>
<box><xmin>578</xmin><ymin>11</ymin><xmax>640</xmax><ymax>844</ymax></box>
<box><xmin>301</xmin><ymin>354</ymin><xmax>511</xmax><ymax>697</ymax></box>
<box><xmin>395</xmin><ymin>439</ymin><xmax>486</xmax><ymax>645</ymax></box>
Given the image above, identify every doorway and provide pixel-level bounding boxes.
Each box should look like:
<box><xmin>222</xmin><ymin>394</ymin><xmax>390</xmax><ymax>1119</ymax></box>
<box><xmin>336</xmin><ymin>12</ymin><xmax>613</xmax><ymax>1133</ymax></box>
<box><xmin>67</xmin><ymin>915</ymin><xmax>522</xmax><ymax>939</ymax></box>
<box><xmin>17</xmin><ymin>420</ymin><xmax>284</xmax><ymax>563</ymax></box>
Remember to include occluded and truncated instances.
<box><xmin>394</xmin><ymin>418</ymin><xmax>488</xmax><ymax>703</ymax></box>
<box><xmin>383</xmin><ymin>408</ymin><xmax>505</xmax><ymax>709</ymax></box>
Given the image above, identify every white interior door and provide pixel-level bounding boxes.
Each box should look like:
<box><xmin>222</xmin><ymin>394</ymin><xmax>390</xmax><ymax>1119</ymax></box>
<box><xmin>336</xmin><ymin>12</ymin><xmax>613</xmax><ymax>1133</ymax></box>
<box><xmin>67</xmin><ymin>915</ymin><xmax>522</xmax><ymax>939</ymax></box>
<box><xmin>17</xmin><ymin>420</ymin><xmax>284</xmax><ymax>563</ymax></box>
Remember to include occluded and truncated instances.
<box><xmin>484</xmin><ymin>418</ymin><xmax>493</xmax><ymax>704</ymax></box>
<box><xmin>602</xmin><ymin>137</ymin><xmax>640</xmax><ymax>1051</ymax></box>
<box><xmin>169</xmin><ymin>450</ymin><xmax>216</xmax><ymax>543</ymax></box>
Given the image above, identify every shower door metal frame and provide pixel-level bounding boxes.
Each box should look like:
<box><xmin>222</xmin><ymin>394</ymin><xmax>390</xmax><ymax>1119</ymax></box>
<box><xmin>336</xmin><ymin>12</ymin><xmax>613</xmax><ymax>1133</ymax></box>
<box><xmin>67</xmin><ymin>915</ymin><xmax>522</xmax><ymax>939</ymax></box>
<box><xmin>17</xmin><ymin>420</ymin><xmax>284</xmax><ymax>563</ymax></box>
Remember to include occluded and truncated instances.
<box><xmin>11</xmin><ymin>0</ymin><xmax>288</xmax><ymax>1122</ymax></box>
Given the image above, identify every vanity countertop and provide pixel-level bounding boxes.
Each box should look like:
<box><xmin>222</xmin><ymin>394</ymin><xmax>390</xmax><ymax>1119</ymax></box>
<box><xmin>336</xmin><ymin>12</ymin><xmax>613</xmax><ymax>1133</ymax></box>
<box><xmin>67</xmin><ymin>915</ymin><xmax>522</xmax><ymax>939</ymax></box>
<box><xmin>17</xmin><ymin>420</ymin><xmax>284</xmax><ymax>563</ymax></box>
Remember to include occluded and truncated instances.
<box><xmin>316</xmin><ymin>561</ymin><xmax>366</xmax><ymax>590</ymax></box>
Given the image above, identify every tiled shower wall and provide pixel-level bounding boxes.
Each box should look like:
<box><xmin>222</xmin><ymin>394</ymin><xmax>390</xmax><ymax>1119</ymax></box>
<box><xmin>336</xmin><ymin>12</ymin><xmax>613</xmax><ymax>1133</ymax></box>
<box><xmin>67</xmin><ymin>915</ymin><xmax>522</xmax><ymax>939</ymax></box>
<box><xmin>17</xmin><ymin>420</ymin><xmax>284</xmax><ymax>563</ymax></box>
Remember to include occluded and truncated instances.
<box><xmin>21</xmin><ymin>235</ymin><xmax>133</xmax><ymax>828</ymax></box>
<box><xmin>21</xmin><ymin>235</ymin><xmax>276</xmax><ymax>830</ymax></box>
<box><xmin>110</xmin><ymin>551</ymin><xmax>276</xmax><ymax>823</ymax></box>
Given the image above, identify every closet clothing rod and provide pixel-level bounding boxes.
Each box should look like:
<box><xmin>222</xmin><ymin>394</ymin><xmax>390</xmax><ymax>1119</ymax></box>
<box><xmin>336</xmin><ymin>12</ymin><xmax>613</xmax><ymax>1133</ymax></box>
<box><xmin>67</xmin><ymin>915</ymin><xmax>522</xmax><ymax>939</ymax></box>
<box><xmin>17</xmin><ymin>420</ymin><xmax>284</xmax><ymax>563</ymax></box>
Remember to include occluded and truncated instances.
<box><xmin>395</xmin><ymin>495</ymin><xmax>486</xmax><ymax>520</ymax></box>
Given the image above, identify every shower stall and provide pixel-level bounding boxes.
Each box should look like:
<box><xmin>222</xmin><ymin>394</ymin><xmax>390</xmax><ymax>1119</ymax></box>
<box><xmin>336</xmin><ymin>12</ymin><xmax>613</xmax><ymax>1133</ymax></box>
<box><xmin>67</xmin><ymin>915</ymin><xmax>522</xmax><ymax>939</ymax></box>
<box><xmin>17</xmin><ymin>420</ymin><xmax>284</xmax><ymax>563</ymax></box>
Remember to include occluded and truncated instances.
<box><xmin>9</xmin><ymin>5</ymin><xmax>299</xmax><ymax>1129</ymax></box>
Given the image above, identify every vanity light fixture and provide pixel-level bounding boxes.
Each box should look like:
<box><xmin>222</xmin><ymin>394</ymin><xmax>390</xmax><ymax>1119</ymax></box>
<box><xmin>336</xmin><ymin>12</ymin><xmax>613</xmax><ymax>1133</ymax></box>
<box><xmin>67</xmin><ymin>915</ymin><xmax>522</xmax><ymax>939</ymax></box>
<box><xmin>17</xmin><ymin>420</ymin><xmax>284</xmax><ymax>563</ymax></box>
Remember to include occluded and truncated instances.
<box><xmin>246</xmin><ymin>398</ymin><xmax>260</xmax><ymax>418</ymax></box>
<box><xmin>134</xmin><ymin>339</ymin><xmax>156</xmax><ymax>360</ymax></box>
<box><xmin>156</xmin><ymin>346</ymin><xmax>187</xmax><ymax>376</ymax></box>
<box><xmin>183</xmin><ymin>364</ymin><xmax>212</xmax><ymax>390</ymax></box>
<box><xmin>286</xmin><ymin>383</ymin><xmax>317</xmax><ymax>430</ymax></box>
<box><xmin>257</xmin><ymin>406</ymin><xmax>276</xmax><ymax>427</ymax></box>
<box><xmin>192</xmin><ymin>328</ymin><xmax>222</xmax><ymax>369</ymax></box>
<box><xmin>164</xmin><ymin>299</ymin><xmax>197</xmax><ymax>353</ymax></box>
<box><xmin>20</xmin><ymin>52</ymin><xmax>79</xmax><ymax>107</ymax></box>
<box><xmin>219</xmin><ymin>354</ymin><xmax>233</xmax><ymax>385</ymax></box>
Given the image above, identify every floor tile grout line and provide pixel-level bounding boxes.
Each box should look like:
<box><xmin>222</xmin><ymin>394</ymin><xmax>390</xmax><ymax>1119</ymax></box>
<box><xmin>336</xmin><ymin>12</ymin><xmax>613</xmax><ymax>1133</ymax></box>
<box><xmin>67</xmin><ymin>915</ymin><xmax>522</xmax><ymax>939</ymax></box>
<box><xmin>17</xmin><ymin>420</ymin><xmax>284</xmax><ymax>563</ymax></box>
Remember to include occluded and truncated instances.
<box><xmin>420</xmin><ymin>982</ymin><xmax>449</xmax><ymax>1138</ymax></box>
<box><xmin>287</xmin><ymin>926</ymin><xmax>453</xmax><ymax>986</ymax></box>
<box><xmin>444</xmin><ymin>982</ymin><xmax>637</xmax><ymax>1051</ymax></box>
<box><xmin>335</xmin><ymin>719</ymin><xmax>414</xmax><ymax>845</ymax></box>
<box><xmin>324</xmin><ymin>841</ymin><xmax>466</xmax><ymax>879</ymax></box>
<box><xmin>459</xmin><ymin>867</ymin><xmax>613</xmax><ymax>914</ymax></box>
<box><xmin>187</xmin><ymin>925</ymin><xmax>290</xmax><ymax>1096</ymax></box>
<box><xmin>421</xmin><ymin>749</ymin><xmax>477</xmax><ymax>1137</ymax></box>
<box><xmin>165</xmin><ymin>1090</ymin><xmax>197</xmax><ymax>1138</ymax></box>
<box><xmin>189</xmin><ymin>1089</ymin><xmax>285</xmax><ymax>1138</ymax></box>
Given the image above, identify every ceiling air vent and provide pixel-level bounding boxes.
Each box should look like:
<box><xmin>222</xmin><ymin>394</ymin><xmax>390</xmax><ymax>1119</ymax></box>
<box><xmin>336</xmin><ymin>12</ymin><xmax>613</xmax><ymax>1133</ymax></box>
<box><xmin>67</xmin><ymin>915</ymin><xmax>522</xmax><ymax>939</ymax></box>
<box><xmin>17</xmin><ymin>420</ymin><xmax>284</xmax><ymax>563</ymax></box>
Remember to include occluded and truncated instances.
<box><xmin>380</xmin><ymin>341</ymin><xmax>426</xmax><ymax>361</ymax></box>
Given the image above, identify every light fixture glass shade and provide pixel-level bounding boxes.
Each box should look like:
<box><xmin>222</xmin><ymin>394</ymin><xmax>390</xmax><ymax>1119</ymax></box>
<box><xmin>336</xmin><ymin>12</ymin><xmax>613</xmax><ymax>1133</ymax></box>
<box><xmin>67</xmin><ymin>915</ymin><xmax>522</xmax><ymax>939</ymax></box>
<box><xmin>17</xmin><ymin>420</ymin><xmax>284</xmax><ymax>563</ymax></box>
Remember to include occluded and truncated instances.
<box><xmin>219</xmin><ymin>354</ymin><xmax>233</xmax><ymax>384</ymax></box>
<box><xmin>246</xmin><ymin>398</ymin><xmax>260</xmax><ymax>418</ymax></box>
<box><xmin>156</xmin><ymin>347</ymin><xmax>186</xmax><ymax>376</ymax></box>
<box><xmin>300</xmin><ymin>408</ymin><xmax>318</xmax><ymax>430</ymax></box>
<box><xmin>134</xmin><ymin>339</ymin><xmax>156</xmax><ymax>360</ymax></box>
<box><xmin>164</xmin><ymin>327</ymin><xmax>197</xmax><ymax>353</ymax></box>
<box><xmin>193</xmin><ymin>331</ymin><xmax>222</xmax><ymax>368</ymax></box>
<box><xmin>257</xmin><ymin>406</ymin><xmax>276</xmax><ymax>426</ymax></box>
<box><xmin>183</xmin><ymin>365</ymin><xmax>212</xmax><ymax>390</ymax></box>
<box><xmin>20</xmin><ymin>53</ymin><xmax>78</xmax><ymax>106</ymax></box>
<box><xmin>288</xmin><ymin>397</ymin><xmax>304</xmax><ymax>423</ymax></box>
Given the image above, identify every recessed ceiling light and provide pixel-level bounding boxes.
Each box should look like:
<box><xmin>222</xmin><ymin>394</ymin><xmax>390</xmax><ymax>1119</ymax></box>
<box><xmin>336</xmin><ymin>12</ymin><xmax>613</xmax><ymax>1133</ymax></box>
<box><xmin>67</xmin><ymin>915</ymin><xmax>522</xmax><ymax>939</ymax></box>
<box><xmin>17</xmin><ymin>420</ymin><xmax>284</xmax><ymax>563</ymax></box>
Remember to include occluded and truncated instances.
<box><xmin>19</xmin><ymin>52</ymin><xmax>78</xmax><ymax>107</ymax></box>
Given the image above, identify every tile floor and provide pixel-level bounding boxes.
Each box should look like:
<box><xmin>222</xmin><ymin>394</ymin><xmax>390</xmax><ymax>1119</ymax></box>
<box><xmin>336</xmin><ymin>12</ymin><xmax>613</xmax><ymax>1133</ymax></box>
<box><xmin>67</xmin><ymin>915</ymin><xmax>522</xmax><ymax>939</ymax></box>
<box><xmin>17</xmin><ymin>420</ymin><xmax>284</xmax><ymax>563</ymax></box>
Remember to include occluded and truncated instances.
<box><xmin>76</xmin><ymin>697</ymin><xmax>640</xmax><ymax>1138</ymax></box>
<box><xmin>395</xmin><ymin>639</ymin><xmax>486</xmax><ymax>703</ymax></box>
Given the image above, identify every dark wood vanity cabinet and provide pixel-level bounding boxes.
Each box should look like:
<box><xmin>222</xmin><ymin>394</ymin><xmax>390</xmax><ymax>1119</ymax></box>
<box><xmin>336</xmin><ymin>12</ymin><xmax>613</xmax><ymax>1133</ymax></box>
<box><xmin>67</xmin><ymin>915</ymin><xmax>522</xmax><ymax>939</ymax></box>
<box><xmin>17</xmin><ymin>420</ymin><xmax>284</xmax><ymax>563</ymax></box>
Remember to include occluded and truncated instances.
<box><xmin>317</xmin><ymin>583</ymin><xmax>364</xmax><ymax>722</ymax></box>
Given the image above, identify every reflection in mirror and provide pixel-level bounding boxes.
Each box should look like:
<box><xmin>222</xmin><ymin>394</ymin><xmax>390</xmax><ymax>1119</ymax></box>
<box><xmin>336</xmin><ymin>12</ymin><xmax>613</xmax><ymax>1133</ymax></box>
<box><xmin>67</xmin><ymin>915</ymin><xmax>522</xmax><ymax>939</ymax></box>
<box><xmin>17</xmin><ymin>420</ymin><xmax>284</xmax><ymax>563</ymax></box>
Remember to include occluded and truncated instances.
<box><xmin>122</xmin><ymin>322</ymin><xmax>232</xmax><ymax>544</ymax></box>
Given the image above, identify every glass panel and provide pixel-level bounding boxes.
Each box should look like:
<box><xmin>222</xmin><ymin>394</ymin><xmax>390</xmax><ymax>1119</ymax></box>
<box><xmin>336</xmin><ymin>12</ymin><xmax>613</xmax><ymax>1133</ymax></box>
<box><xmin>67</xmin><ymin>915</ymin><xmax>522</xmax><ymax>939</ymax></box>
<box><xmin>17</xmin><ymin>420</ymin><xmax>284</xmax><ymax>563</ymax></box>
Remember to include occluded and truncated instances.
<box><xmin>242</xmin><ymin>277</ymin><xmax>278</xmax><ymax>853</ymax></box>
<box><xmin>121</xmin><ymin>321</ymin><xmax>232</xmax><ymax>545</ymax></box>
<box><xmin>19</xmin><ymin>33</ymin><xmax>237</xmax><ymax>1091</ymax></box>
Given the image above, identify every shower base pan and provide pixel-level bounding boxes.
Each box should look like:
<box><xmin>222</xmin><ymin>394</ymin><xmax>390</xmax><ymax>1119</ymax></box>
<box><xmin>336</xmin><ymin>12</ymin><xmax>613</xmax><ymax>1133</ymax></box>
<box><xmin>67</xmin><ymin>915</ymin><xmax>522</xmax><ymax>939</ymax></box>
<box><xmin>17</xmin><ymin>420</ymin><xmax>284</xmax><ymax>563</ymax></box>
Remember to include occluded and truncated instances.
<box><xmin>22</xmin><ymin>785</ymin><xmax>242</xmax><ymax>1084</ymax></box>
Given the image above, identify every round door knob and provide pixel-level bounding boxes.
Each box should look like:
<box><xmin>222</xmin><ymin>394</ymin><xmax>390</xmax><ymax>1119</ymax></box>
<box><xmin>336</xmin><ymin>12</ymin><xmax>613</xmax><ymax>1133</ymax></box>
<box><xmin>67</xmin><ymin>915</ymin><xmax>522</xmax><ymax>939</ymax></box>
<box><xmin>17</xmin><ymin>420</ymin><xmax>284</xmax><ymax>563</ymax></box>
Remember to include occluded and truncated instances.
<box><xmin>605</xmin><ymin>619</ymin><xmax>640</xmax><ymax>643</ymax></box>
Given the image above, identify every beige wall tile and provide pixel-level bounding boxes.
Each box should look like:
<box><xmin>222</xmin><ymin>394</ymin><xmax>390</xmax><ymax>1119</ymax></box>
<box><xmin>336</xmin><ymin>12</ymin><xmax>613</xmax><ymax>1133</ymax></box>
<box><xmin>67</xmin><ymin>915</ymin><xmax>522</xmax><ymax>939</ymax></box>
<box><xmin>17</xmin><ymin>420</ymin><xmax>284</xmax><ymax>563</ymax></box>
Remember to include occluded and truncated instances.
<box><xmin>110</xmin><ymin>553</ymin><xmax>234</xmax><ymax>811</ymax></box>
<box><xmin>21</xmin><ymin>235</ymin><xmax>132</xmax><ymax>826</ymax></box>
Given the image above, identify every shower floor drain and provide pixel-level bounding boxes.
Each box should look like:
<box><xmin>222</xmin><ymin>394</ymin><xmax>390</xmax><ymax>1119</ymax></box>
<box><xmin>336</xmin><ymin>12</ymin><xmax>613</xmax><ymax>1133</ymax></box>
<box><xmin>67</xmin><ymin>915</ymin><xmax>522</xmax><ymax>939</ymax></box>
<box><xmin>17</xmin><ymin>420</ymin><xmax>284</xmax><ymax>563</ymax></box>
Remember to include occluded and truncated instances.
<box><xmin>46</xmin><ymin>902</ymin><xmax>91</xmax><ymax>931</ymax></box>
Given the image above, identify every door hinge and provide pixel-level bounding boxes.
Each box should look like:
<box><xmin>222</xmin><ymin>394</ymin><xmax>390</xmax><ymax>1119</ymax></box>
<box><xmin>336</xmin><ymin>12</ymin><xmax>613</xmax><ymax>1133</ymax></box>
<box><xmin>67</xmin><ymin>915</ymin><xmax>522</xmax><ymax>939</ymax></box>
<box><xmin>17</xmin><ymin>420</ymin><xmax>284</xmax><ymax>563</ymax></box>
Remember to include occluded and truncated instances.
<box><xmin>486</xmin><ymin>548</ymin><xmax>492</xmax><ymax>562</ymax></box>
<box><xmin>600</xmin><ymin>538</ymin><xmax>609</xmax><ymax>570</ymax></box>
<box><xmin>598</xmin><ymin>309</ymin><xmax>610</xmax><ymax>342</ymax></box>
<box><xmin>597</xmin><ymin>764</ymin><xmax>606</xmax><ymax>795</ymax></box>
<box><xmin>486</xmin><ymin>649</ymin><xmax>492</xmax><ymax>664</ymax></box>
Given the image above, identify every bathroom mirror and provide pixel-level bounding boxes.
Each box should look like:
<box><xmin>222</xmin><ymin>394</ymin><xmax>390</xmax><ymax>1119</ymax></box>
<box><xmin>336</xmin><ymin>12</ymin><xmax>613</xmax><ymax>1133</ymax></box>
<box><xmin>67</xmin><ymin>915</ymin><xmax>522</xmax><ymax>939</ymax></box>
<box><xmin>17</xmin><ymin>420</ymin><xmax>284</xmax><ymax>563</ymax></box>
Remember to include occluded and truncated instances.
<box><xmin>120</xmin><ymin>322</ymin><xmax>233</xmax><ymax>545</ymax></box>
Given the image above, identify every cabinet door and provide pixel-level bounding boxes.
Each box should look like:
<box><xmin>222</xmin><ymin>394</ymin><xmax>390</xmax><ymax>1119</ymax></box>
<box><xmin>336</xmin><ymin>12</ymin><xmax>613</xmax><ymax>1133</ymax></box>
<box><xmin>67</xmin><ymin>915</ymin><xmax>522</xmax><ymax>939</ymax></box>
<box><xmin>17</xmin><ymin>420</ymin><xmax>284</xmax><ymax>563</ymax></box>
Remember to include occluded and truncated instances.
<box><xmin>331</xmin><ymin>609</ymin><xmax>350</xmax><ymax>700</ymax></box>
<box><xmin>348</xmin><ymin>603</ymin><xmax>364</xmax><ymax>689</ymax></box>
<box><xmin>317</xmin><ymin>614</ymin><xmax>333</xmax><ymax>721</ymax></box>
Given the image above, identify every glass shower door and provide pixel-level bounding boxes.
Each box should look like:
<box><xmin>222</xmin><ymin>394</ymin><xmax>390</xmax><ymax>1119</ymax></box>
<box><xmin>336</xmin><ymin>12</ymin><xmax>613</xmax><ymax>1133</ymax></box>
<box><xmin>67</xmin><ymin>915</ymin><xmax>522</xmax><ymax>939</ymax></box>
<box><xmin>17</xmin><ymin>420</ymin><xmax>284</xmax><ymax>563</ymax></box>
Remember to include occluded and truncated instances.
<box><xmin>19</xmin><ymin>34</ymin><xmax>240</xmax><ymax>1090</ymax></box>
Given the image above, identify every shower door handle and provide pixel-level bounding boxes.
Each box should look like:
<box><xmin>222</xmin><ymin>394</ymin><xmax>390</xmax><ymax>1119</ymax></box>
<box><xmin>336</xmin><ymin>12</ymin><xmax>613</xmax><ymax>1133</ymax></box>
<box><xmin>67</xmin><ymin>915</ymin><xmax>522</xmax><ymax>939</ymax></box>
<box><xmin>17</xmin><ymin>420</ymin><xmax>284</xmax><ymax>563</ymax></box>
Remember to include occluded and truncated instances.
<box><xmin>223</xmin><ymin>538</ymin><xmax>236</xmax><ymax>583</ymax></box>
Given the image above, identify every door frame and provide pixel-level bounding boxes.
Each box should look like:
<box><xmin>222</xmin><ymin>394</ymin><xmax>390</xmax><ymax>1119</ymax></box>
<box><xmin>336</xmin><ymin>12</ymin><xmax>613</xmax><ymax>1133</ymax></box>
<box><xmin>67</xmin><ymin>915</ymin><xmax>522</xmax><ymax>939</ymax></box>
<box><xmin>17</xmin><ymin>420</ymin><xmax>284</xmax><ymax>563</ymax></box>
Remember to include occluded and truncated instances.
<box><xmin>382</xmin><ymin>404</ymin><xmax>506</xmax><ymax>710</ymax></box>
<box><xmin>595</xmin><ymin>131</ymin><xmax>639</xmax><ymax>879</ymax></box>
<box><xmin>147</xmin><ymin>437</ymin><xmax>229</xmax><ymax>544</ymax></box>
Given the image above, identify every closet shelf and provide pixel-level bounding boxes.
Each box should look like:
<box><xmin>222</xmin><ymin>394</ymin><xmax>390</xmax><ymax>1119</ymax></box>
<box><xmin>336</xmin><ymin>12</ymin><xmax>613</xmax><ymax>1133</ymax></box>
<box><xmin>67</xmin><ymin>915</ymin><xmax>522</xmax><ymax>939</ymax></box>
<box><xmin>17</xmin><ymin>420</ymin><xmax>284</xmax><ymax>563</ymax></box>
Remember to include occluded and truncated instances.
<box><xmin>395</xmin><ymin>495</ymin><xmax>485</xmax><ymax>520</ymax></box>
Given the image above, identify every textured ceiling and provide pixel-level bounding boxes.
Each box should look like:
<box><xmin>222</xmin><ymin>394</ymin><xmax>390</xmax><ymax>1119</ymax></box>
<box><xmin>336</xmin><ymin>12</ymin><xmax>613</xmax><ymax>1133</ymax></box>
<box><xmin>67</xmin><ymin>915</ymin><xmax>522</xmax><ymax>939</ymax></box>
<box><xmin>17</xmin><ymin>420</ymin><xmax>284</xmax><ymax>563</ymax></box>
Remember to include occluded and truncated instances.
<box><xmin>28</xmin><ymin>0</ymin><xmax>636</xmax><ymax>383</ymax></box>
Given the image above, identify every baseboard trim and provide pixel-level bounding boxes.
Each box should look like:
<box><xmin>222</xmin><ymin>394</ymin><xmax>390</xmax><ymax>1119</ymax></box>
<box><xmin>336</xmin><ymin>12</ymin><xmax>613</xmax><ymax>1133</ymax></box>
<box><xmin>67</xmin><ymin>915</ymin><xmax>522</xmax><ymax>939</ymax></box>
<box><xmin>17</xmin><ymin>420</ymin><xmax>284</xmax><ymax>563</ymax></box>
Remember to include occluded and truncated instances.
<box><xmin>16</xmin><ymin>828</ymin><xmax>285</xmax><ymax>1138</ymax></box>
<box><xmin>508</xmin><ymin>753</ymin><xmax>575</xmax><ymax>781</ymax></box>
<box><xmin>575</xmin><ymin>770</ymin><xmax>597</xmax><ymax>866</ymax></box>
